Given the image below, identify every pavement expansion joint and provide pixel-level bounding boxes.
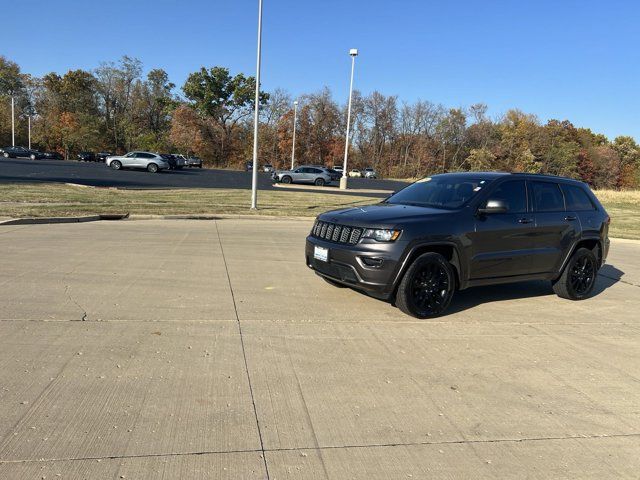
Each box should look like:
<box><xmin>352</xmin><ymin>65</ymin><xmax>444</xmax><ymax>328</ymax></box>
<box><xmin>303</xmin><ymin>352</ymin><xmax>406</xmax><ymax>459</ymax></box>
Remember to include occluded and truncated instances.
<box><xmin>1</xmin><ymin>432</ymin><xmax>639</xmax><ymax>466</ymax></box>
<box><xmin>214</xmin><ymin>220</ymin><xmax>271</xmax><ymax>480</ymax></box>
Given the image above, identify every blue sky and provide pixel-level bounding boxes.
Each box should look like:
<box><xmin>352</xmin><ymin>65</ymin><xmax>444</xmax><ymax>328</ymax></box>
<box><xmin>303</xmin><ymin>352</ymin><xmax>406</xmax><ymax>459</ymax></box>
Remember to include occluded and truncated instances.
<box><xmin>3</xmin><ymin>0</ymin><xmax>639</xmax><ymax>140</ymax></box>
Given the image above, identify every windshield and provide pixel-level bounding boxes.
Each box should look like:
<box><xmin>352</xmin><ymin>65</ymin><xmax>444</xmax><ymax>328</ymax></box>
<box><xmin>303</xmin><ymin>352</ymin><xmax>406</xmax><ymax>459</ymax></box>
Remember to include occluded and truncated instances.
<box><xmin>385</xmin><ymin>175</ymin><xmax>493</xmax><ymax>209</ymax></box>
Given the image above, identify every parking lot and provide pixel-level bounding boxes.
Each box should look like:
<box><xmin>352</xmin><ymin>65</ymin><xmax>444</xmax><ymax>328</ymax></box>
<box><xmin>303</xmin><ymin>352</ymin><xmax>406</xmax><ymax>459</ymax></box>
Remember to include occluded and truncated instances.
<box><xmin>0</xmin><ymin>218</ymin><xmax>638</xmax><ymax>479</ymax></box>
<box><xmin>0</xmin><ymin>157</ymin><xmax>404</xmax><ymax>196</ymax></box>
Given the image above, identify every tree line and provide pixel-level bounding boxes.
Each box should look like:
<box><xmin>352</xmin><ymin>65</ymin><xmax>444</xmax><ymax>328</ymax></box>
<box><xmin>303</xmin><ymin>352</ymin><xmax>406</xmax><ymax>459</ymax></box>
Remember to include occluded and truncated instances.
<box><xmin>1</xmin><ymin>55</ymin><xmax>638</xmax><ymax>189</ymax></box>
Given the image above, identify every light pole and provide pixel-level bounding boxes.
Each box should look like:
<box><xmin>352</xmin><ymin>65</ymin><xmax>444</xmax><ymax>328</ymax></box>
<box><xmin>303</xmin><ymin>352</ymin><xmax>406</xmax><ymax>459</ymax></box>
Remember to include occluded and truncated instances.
<box><xmin>11</xmin><ymin>96</ymin><xmax>15</xmax><ymax>147</ymax></box>
<box><xmin>28</xmin><ymin>115</ymin><xmax>31</xmax><ymax>150</ymax></box>
<box><xmin>290</xmin><ymin>100</ymin><xmax>298</xmax><ymax>170</ymax></box>
<box><xmin>340</xmin><ymin>48</ymin><xmax>358</xmax><ymax>190</ymax></box>
<box><xmin>250</xmin><ymin>0</ymin><xmax>263</xmax><ymax>210</ymax></box>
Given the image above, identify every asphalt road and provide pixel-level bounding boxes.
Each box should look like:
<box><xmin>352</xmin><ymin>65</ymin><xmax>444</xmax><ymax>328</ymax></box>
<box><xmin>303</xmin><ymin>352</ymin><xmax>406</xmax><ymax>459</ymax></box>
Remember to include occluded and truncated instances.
<box><xmin>0</xmin><ymin>157</ymin><xmax>407</xmax><ymax>195</ymax></box>
<box><xmin>0</xmin><ymin>218</ymin><xmax>638</xmax><ymax>479</ymax></box>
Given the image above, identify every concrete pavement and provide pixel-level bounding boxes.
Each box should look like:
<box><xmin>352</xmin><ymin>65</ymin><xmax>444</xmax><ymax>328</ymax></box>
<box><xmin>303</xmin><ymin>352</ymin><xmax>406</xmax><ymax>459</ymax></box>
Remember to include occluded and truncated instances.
<box><xmin>0</xmin><ymin>219</ymin><xmax>639</xmax><ymax>479</ymax></box>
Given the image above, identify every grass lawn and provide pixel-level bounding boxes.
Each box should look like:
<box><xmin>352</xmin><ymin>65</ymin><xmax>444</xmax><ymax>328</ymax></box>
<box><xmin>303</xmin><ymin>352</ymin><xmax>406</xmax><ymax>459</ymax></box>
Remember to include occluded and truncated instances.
<box><xmin>0</xmin><ymin>183</ymin><xmax>379</xmax><ymax>219</ymax></box>
<box><xmin>0</xmin><ymin>184</ymin><xmax>638</xmax><ymax>240</ymax></box>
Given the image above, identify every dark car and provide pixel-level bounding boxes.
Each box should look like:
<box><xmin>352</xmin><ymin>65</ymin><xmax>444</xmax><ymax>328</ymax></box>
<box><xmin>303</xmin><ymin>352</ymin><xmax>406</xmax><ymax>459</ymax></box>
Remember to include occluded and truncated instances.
<box><xmin>160</xmin><ymin>153</ymin><xmax>186</xmax><ymax>170</ymax></box>
<box><xmin>245</xmin><ymin>161</ymin><xmax>253</xmax><ymax>172</ymax></box>
<box><xmin>306</xmin><ymin>172</ymin><xmax>610</xmax><ymax>318</ymax></box>
<box><xmin>96</xmin><ymin>152</ymin><xmax>112</xmax><ymax>162</ymax></box>
<box><xmin>1</xmin><ymin>146</ymin><xmax>36</xmax><ymax>159</ymax></box>
<box><xmin>77</xmin><ymin>152</ymin><xmax>96</xmax><ymax>162</ymax></box>
<box><xmin>40</xmin><ymin>151</ymin><xmax>64</xmax><ymax>160</ymax></box>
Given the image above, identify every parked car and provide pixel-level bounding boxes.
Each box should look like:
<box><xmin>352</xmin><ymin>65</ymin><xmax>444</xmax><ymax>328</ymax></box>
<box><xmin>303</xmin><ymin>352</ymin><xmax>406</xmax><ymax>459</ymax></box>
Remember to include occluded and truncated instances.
<box><xmin>363</xmin><ymin>167</ymin><xmax>377</xmax><ymax>179</ymax></box>
<box><xmin>106</xmin><ymin>151</ymin><xmax>169</xmax><ymax>173</ymax></box>
<box><xmin>326</xmin><ymin>168</ymin><xmax>342</xmax><ymax>181</ymax></box>
<box><xmin>263</xmin><ymin>164</ymin><xmax>274</xmax><ymax>173</ymax></box>
<box><xmin>186</xmin><ymin>156</ymin><xmax>202</xmax><ymax>168</ymax></box>
<box><xmin>245</xmin><ymin>161</ymin><xmax>253</xmax><ymax>171</ymax></box>
<box><xmin>77</xmin><ymin>152</ymin><xmax>96</xmax><ymax>162</ymax></box>
<box><xmin>333</xmin><ymin>165</ymin><xmax>344</xmax><ymax>173</ymax></box>
<box><xmin>39</xmin><ymin>151</ymin><xmax>64</xmax><ymax>160</ymax></box>
<box><xmin>96</xmin><ymin>152</ymin><xmax>112</xmax><ymax>162</ymax></box>
<box><xmin>273</xmin><ymin>166</ymin><xmax>333</xmax><ymax>186</ymax></box>
<box><xmin>306</xmin><ymin>172</ymin><xmax>610</xmax><ymax>318</ymax></box>
<box><xmin>159</xmin><ymin>153</ymin><xmax>186</xmax><ymax>170</ymax></box>
<box><xmin>1</xmin><ymin>146</ymin><xmax>36</xmax><ymax>158</ymax></box>
<box><xmin>348</xmin><ymin>169</ymin><xmax>362</xmax><ymax>178</ymax></box>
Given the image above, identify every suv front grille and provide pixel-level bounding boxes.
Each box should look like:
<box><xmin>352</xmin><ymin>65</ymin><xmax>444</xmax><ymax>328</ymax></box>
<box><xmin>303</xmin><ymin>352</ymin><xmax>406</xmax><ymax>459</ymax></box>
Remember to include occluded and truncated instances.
<box><xmin>312</xmin><ymin>221</ymin><xmax>363</xmax><ymax>245</ymax></box>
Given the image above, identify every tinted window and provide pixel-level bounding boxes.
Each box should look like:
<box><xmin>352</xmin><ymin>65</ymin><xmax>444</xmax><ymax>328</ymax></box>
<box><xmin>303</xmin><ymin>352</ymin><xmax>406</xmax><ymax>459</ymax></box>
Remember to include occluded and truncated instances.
<box><xmin>486</xmin><ymin>181</ymin><xmax>527</xmax><ymax>213</ymax></box>
<box><xmin>531</xmin><ymin>181</ymin><xmax>565</xmax><ymax>212</ymax></box>
<box><xmin>386</xmin><ymin>175</ymin><xmax>493</xmax><ymax>209</ymax></box>
<box><xmin>562</xmin><ymin>184</ymin><xmax>595</xmax><ymax>211</ymax></box>
<box><xmin>310</xmin><ymin>168</ymin><xmax>322</xmax><ymax>174</ymax></box>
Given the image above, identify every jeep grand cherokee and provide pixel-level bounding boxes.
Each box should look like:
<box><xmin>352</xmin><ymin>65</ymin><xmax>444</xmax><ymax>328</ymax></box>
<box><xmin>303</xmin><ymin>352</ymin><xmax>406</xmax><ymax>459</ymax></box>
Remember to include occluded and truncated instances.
<box><xmin>306</xmin><ymin>172</ymin><xmax>610</xmax><ymax>318</ymax></box>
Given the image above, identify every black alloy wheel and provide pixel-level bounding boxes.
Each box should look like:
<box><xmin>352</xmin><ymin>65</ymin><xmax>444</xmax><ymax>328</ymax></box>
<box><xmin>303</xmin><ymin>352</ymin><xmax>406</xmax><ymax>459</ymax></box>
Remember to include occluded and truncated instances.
<box><xmin>396</xmin><ymin>252</ymin><xmax>456</xmax><ymax>318</ymax></box>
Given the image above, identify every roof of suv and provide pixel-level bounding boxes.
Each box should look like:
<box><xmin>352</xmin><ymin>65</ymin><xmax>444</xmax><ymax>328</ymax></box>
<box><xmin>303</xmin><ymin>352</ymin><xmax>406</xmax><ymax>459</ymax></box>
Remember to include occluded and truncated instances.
<box><xmin>432</xmin><ymin>171</ymin><xmax>586</xmax><ymax>185</ymax></box>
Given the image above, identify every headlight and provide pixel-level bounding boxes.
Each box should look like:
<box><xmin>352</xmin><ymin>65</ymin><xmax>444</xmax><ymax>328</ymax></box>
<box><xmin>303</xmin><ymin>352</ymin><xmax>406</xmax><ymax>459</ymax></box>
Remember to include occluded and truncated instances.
<box><xmin>362</xmin><ymin>229</ymin><xmax>401</xmax><ymax>242</ymax></box>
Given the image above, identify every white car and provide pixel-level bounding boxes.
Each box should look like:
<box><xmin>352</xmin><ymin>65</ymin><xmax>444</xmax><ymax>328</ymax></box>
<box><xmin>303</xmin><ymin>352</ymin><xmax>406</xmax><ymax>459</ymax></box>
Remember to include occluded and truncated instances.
<box><xmin>332</xmin><ymin>165</ymin><xmax>344</xmax><ymax>173</ymax></box>
<box><xmin>363</xmin><ymin>167</ymin><xmax>377</xmax><ymax>179</ymax></box>
<box><xmin>348</xmin><ymin>169</ymin><xmax>362</xmax><ymax>178</ymax></box>
<box><xmin>263</xmin><ymin>164</ymin><xmax>274</xmax><ymax>173</ymax></box>
<box><xmin>106</xmin><ymin>151</ymin><xmax>169</xmax><ymax>173</ymax></box>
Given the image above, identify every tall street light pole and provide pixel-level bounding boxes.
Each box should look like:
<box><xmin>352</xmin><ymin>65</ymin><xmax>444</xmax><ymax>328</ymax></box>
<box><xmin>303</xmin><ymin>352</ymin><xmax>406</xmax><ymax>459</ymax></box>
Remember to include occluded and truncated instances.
<box><xmin>340</xmin><ymin>48</ymin><xmax>358</xmax><ymax>190</ymax></box>
<box><xmin>250</xmin><ymin>0</ymin><xmax>263</xmax><ymax>210</ymax></box>
<box><xmin>11</xmin><ymin>96</ymin><xmax>15</xmax><ymax>147</ymax></box>
<box><xmin>28</xmin><ymin>115</ymin><xmax>31</xmax><ymax>150</ymax></box>
<box><xmin>290</xmin><ymin>100</ymin><xmax>298</xmax><ymax>170</ymax></box>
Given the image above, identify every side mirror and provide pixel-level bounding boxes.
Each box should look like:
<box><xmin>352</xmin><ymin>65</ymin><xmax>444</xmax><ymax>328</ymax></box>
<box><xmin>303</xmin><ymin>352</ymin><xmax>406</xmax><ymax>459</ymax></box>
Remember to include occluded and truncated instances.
<box><xmin>478</xmin><ymin>199</ymin><xmax>507</xmax><ymax>215</ymax></box>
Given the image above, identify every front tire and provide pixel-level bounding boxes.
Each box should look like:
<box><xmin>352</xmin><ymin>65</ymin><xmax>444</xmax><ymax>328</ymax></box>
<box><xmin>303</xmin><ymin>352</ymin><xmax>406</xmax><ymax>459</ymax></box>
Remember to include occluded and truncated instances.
<box><xmin>30</xmin><ymin>154</ymin><xmax>36</xmax><ymax>160</ymax></box>
<box><xmin>147</xmin><ymin>163</ymin><xmax>159</xmax><ymax>173</ymax></box>
<box><xmin>3</xmin><ymin>152</ymin><xmax>9</xmax><ymax>158</ymax></box>
<box><xmin>281</xmin><ymin>175</ymin><xmax>292</xmax><ymax>184</ymax></box>
<box><xmin>395</xmin><ymin>252</ymin><xmax>456</xmax><ymax>318</ymax></box>
<box><xmin>552</xmin><ymin>247</ymin><xmax>597</xmax><ymax>300</ymax></box>
<box><xmin>110</xmin><ymin>160</ymin><xmax>122</xmax><ymax>170</ymax></box>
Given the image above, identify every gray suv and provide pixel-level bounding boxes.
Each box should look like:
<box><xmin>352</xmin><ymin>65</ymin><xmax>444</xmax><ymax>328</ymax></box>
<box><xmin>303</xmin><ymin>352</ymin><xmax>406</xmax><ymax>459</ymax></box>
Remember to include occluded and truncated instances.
<box><xmin>306</xmin><ymin>172</ymin><xmax>610</xmax><ymax>318</ymax></box>
<box><xmin>273</xmin><ymin>166</ymin><xmax>333</xmax><ymax>186</ymax></box>
<box><xmin>106</xmin><ymin>151</ymin><xmax>169</xmax><ymax>173</ymax></box>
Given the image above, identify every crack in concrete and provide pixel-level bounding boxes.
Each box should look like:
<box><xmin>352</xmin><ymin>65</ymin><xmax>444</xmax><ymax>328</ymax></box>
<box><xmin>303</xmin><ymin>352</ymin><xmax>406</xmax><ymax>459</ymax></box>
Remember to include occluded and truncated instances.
<box><xmin>600</xmin><ymin>273</ymin><xmax>640</xmax><ymax>288</ymax></box>
<box><xmin>1</xmin><ymin>432</ymin><xmax>638</xmax><ymax>465</ymax></box>
<box><xmin>64</xmin><ymin>285</ymin><xmax>87</xmax><ymax>321</ymax></box>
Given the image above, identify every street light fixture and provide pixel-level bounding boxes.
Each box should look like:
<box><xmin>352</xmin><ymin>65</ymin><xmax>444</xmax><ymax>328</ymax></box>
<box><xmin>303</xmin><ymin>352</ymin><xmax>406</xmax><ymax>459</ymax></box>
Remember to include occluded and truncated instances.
<box><xmin>340</xmin><ymin>48</ymin><xmax>358</xmax><ymax>190</ymax></box>
<box><xmin>291</xmin><ymin>100</ymin><xmax>298</xmax><ymax>170</ymax></box>
<box><xmin>250</xmin><ymin>0</ymin><xmax>264</xmax><ymax>210</ymax></box>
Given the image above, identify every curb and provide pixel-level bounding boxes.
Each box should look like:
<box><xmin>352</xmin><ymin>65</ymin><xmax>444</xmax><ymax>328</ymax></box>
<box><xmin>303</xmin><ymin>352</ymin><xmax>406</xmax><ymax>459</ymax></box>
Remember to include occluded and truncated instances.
<box><xmin>273</xmin><ymin>183</ymin><xmax>392</xmax><ymax>195</ymax></box>
<box><xmin>0</xmin><ymin>213</ymin><xmax>129</xmax><ymax>226</ymax></box>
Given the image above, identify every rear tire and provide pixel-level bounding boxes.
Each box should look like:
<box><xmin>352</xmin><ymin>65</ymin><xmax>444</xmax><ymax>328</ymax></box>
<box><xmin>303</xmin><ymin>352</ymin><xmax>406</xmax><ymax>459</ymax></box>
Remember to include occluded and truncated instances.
<box><xmin>110</xmin><ymin>160</ymin><xmax>122</xmax><ymax>170</ymax></box>
<box><xmin>315</xmin><ymin>178</ymin><xmax>326</xmax><ymax>187</ymax></box>
<box><xmin>3</xmin><ymin>152</ymin><xmax>9</xmax><ymax>158</ymax></box>
<box><xmin>147</xmin><ymin>163</ymin><xmax>159</xmax><ymax>173</ymax></box>
<box><xmin>281</xmin><ymin>175</ymin><xmax>292</xmax><ymax>184</ymax></box>
<box><xmin>395</xmin><ymin>252</ymin><xmax>456</xmax><ymax>319</ymax></box>
<box><xmin>30</xmin><ymin>154</ymin><xmax>36</xmax><ymax>160</ymax></box>
<box><xmin>552</xmin><ymin>247</ymin><xmax>598</xmax><ymax>300</ymax></box>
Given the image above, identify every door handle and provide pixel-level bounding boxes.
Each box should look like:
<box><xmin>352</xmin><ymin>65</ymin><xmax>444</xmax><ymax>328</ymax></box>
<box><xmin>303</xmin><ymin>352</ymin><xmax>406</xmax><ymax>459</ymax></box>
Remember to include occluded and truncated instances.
<box><xmin>518</xmin><ymin>218</ymin><xmax>533</xmax><ymax>224</ymax></box>
<box><xmin>564</xmin><ymin>215</ymin><xmax>577</xmax><ymax>221</ymax></box>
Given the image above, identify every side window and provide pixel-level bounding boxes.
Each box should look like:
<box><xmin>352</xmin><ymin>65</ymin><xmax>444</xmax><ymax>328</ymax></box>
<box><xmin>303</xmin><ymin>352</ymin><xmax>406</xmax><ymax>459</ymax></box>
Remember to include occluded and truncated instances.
<box><xmin>531</xmin><ymin>181</ymin><xmax>565</xmax><ymax>212</ymax></box>
<box><xmin>294</xmin><ymin>168</ymin><xmax>302</xmax><ymax>173</ymax></box>
<box><xmin>126</xmin><ymin>152</ymin><xmax>135</xmax><ymax>157</ymax></box>
<box><xmin>487</xmin><ymin>180</ymin><xmax>527</xmax><ymax>213</ymax></box>
<box><xmin>310</xmin><ymin>168</ymin><xmax>322</xmax><ymax>174</ymax></box>
<box><xmin>562</xmin><ymin>184</ymin><xmax>595</xmax><ymax>211</ymax></box>
<box><xmin>140</xmin><ymin>153</ymin><xmax>153</xmax><ymax>159</ymax></box>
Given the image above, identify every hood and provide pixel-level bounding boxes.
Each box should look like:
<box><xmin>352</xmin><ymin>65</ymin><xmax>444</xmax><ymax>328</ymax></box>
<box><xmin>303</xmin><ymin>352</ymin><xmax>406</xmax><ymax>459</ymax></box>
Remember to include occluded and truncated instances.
<box><xmin>318</xmin><ymin>203</ymin><xmax>453</xmax><ymax>228</ymax></box>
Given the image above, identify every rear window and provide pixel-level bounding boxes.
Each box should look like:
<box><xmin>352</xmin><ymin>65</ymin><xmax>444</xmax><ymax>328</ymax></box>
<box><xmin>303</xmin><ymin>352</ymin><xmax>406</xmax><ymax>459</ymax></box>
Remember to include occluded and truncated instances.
<box><xmin>562</xmin><ymin>184</ymin><xmax>595</xmax><ymax>211</ymax></box>
<box><xmin>531</xmin><ymin>181</ymin><xmax>565</xmax><ymax>212</ymax></box>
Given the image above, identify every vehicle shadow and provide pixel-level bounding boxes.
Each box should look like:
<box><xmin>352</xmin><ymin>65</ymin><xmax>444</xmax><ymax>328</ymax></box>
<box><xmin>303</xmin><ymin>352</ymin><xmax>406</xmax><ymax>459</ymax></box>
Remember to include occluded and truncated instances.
<box><xmin>442</xmin><ymin>264</ymin><xmax>624</xmax><ymax>315</ymax></box>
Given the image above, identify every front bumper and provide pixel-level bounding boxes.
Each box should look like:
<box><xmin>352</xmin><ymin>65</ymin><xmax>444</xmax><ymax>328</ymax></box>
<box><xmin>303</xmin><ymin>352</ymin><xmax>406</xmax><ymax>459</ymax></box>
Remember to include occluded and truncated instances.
<box><xmin>305</xmin><ymin>235</ymin><xmax>405</xmax><ymax>299</ymax></box>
